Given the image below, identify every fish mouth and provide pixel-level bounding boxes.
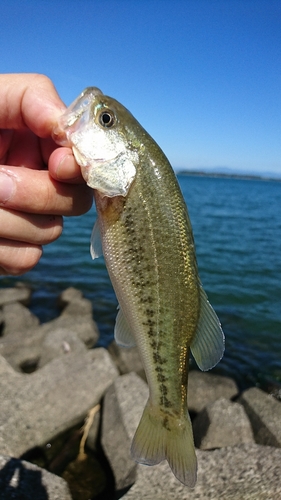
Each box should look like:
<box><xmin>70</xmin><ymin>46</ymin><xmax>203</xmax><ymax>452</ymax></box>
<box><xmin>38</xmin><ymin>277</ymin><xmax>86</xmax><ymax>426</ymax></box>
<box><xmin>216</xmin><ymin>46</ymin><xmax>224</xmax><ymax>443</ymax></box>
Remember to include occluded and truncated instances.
<box><xmin>52</xmin><ymin>123</ymin><xmax>70</xmax><ymax>147</ymax></box>
<box><xmin>53</xmin><ymin>87</ymin><xmax>103</xmax><ymax>147</ymax></box>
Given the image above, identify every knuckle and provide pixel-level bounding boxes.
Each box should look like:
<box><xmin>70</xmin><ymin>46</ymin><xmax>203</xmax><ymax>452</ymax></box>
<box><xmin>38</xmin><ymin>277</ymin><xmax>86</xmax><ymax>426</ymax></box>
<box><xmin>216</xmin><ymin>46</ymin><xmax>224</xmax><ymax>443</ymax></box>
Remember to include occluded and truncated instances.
<box><xmin>44</xmin><ymin>215</ymin><xmax>63</xmax><ymax>243</ymax></box>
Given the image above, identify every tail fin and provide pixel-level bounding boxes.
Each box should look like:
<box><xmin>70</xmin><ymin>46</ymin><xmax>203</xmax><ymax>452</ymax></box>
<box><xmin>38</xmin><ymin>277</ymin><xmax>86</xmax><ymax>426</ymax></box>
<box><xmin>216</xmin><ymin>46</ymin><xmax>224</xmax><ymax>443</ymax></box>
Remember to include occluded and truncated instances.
<box><xmin>131</xmin><ymin>401</ymin><xmax>197</xmax><ymax>487</ymax></box>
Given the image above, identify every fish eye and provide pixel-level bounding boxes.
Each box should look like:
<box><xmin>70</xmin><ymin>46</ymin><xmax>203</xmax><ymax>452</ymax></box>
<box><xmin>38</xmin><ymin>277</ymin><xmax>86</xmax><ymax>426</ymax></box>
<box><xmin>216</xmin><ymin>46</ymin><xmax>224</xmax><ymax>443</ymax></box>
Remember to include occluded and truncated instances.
<box><xmin>99</xmin><ymin>110</ymin><xmax>115</xmax><ymax>128</ymax></box>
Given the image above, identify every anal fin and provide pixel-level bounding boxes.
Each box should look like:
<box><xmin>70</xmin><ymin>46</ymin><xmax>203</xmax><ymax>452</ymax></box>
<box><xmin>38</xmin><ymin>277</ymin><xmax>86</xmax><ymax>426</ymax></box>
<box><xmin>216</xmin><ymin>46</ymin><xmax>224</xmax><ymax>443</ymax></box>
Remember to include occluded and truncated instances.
<box><xmin>114</xmin><ymin>307</ymin><xmax>136</xmax><ymax>348</ymax></box>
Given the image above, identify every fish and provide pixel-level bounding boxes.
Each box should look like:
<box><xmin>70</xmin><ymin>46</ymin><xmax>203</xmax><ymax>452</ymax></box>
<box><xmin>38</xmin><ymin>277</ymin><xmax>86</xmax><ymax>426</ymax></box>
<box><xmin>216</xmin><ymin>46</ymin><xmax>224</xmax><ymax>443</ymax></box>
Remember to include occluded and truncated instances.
<box><xmin>53</xmin><ymin>87</ymin><xmax>225</xmax><ymax>487</ymax></box>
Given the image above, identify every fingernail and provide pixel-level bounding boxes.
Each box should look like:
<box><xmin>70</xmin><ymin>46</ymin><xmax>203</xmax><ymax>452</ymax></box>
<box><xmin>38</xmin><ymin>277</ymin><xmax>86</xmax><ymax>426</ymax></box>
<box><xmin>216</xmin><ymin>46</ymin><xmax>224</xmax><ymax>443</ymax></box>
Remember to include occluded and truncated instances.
<box><xmin>0</xmin><ymin>171</ymin><xmax>15</xmax><ymax>204</ymax></box>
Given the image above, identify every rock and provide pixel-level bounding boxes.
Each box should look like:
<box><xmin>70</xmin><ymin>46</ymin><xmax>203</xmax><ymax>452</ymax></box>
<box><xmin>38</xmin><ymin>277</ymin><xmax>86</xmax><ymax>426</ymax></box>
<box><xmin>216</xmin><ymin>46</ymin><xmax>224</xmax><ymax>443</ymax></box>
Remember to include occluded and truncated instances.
<box><xmin>58</xmin><ymin>287</ymin><xmax>83</xmax><ymax>308</ymax></box>
<box><xmin>122</xmin><ymin>444</ymin><xmax>281</xmax><ymax>499</ymax></box>
<box><xmin>1</xmin><ymin>301</ymin><xmax>39</xmax><ymax>336</ymax></box>
<box><xmin>0</xmin><ymin>292</ymin><xmax>99</xmax><ymax>370</ymax></box>
<box><xmin>0</xmin><ymin>455</ymin><xmax>71</xmax><ymax>499</ymax></box>
<box><xmin>41</xmin><ymin>308</ymin><xmax>99</xmax><ymax>349</ymax></box>
<box><xmin>0</xmin><ymin>324</ymin><xmax>44</xmax><ymax>373</ymax></box>
<box><xmin>0</xmin><ymin>309</ymin><xmax>3</xmax><ymax>329</ymax></box>
<box><xmin>0</xmin><ymin>455</ymin><xmax>72</xmax><ymax>499</ymax></box>
<box><xmin>56</xmin><ymin>287</ymin><xmax>100</xmax><ymax>347</ymax></box>
<box><xmin>0</xmin><ymin>348</ymin><xmax>118</xmax><ymax>457</ymax></box>
<box><xmin>188</xmin><ymin>370</ymin><xmax>239</xmax><ymax>413</ymax></box>
<box><xmin>101</xmin><ymin>372</ymin><xmax>149</xmax><ymax>490</ymax></box>
<box><xmin>38</xmin><ymin>328</ymin><xmax>88</xmax><ymax>368</ymax></box>
<box><xmin>61</xmin><ymin>297</ymin><xmax>93</xmax><ymax>317</ymax></box>
<box><xmin>239</xmin><ymin>387</ymin><xmax>281</xmax><ymax>447</ymax></box>
<box><xmin>0</xmin><ymin>284</ymin><xmax>32</xmax><ymax>307</ymax></box>
<box><xmin>193</xmin><ymin>397</ymin><xmax>254</xmax><ymax>450</ymax></box>
<box><xmin>108</xmin><ymin>341</ymin><xmax>146</xmax><ymax>380</ymax></box>
<box><xmin>0</xmin><ymin>302</ymin><xmax>41</xmax><ymax>371</ymax></box>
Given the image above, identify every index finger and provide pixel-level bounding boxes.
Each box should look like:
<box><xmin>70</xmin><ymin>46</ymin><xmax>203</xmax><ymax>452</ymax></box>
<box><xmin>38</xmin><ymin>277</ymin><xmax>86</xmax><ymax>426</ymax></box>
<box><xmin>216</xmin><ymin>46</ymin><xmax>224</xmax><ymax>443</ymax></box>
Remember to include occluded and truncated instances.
<box><xmin>0</xmin><ymin>73</ymin><xmax>65</xmax><ymax>137</ymax></box>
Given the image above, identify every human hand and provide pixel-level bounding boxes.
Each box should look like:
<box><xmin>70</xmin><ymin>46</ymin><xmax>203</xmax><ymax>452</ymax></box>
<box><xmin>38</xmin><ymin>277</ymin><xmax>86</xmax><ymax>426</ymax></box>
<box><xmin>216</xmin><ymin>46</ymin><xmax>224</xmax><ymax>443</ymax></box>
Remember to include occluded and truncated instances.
<box><xmin>0</xmin><ymin>74</ymin><xmax>93</xmax><ymax>276</ymax></box>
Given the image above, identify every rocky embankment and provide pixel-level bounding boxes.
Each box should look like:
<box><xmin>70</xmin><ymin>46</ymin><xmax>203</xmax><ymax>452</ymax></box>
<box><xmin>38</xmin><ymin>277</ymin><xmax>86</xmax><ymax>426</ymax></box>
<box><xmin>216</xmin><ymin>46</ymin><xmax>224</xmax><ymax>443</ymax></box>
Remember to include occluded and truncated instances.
<box><xmin>0</xmin><ymin>284</ymin><xmax>280</xmax><ymax>499</ymax></box>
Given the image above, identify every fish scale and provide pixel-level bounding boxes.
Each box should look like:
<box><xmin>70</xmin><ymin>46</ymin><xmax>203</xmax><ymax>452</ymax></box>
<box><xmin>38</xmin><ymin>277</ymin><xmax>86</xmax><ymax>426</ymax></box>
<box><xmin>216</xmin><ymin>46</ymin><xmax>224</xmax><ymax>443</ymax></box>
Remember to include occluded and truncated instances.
<box><xmin>95</xmin><ymin>156</ymin><xmax>199</xmax><ymax>408</ymax></box>
<box><xmin>54</xmin><ymin>87</ymin><xmax>225</xmax><ymax>487</ymax></box>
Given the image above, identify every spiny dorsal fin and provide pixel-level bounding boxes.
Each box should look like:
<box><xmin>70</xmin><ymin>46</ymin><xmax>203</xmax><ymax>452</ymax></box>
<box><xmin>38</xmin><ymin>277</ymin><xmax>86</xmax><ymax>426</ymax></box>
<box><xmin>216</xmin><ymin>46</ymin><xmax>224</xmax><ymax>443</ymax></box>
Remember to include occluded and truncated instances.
<box><xmin>190</xmin><ymin>285</ymin><xmax>225</xmax><ymax>371</ymax></box>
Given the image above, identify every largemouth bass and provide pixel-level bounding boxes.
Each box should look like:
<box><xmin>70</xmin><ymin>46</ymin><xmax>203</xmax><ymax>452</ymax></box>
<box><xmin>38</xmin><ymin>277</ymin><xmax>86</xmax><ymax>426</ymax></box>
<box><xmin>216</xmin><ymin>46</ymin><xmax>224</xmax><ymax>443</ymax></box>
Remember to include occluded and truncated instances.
<box><xmin>54</xmin><ymin>88</ymin><xmax>225</xmax><ymax>487</ymax></box>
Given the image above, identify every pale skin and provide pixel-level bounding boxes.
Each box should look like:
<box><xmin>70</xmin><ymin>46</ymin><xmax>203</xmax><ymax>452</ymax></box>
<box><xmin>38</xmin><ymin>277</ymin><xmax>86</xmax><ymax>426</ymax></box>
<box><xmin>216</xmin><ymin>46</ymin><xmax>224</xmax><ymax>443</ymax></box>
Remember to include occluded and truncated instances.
<box><xmin>0</xmin><ymin>74</ymin><xmax>93</xmax><ymax>275</ymax></box>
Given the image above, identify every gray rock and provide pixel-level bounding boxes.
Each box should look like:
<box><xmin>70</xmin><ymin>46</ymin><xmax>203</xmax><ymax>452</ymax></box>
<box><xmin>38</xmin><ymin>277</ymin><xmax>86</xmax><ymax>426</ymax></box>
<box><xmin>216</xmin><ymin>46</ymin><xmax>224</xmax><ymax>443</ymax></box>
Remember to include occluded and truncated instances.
<box><xmin>0</xmin><ymin>455</ymin><xmax>72</xmax><ymax>499</ymax></box>
<box><xmin>122</xmin><ymin>444</ymin><xmax>281</xmax><ymax>499</ymax></box>
<box><xmin>0</xmin><ymin>285</ymin><xmax>32</xmax><ymax>307</ymax></box>
<box><xmin>2</xmin><ymin>301</ymin><xmax>39</xmax><ymax>336</ymax></box>
<box><xmin>0</xmin><ymin>309</ymin><xmax>3</xmax><ymax>328</ymax></box>
<box><xmin>193</xmin><ymin>397</ymin><xmax>254</xmax><ymax>450</ymax></box>
<box><xmin>58</xmin><ymin>287</ymin><xmax>83</xmax><ymax>308</ymax></box>
<box><xmin>0</xmin><ymin>299</ymin><xmax>99</xmax><ymax>371</ymax></box>
<box><xmin>101</xmin><ymin>372</ymin><xmax>149</xmax><ymax>490</ymax></box>
<box><xmin>0</xmin><ymin>348</ymin><xmax>118</xmax><ymax>457</ymax></box>
<box><xmin>188</xmin><ymin>370</ymin><xmax>239</xmax><ymax>413</ymax></box>
<box><xmin>0</xmin><ymin>302</ymin><xmax>41</xmax><ymax>371</ymax></box>
<box><xmin>108</xmin><ymin>341</ymin><xmax>146</xmax><ymax>380</ymax></box>
<box><xmin>0</xmin><ymin>324</ymin><xmax>44</xmax><ymax>373</ymax></box>
<box><xmin>38</xmin><ymin>328</ymin><xmax>88</xmax><ymax>368</ymax></box>
<box><xmin>239</xmin><ymin>387</ymin><xmax>281</xmax><ymax>447</ymax></box>
<box><xmin>41</xmin><ymin>309</ymin><xmax>99</xmax><ymax>349</ymax></box>
<box><xmin>40</xmin><ymin>288</ymin><xmax>99</xmax><ymax>350</ymax></box>
<box><xmin>61</xmin><ymin>296</ymin><xmax>93</xmax><ymax>317</ymax></box>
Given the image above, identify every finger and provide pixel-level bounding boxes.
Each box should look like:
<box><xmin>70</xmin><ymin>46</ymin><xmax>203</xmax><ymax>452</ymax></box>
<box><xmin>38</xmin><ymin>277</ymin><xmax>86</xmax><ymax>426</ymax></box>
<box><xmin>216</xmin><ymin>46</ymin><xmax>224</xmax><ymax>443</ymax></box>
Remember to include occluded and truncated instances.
<box><xmin>5</xmin><ymin>129</ymin><xmax>43</xmax><ymax>169</ymax></box>
<box><xmin>49</xmin><ymin>147</ymin><xmax>86</xmax><ymax>183</ymax></box>
<box><xmin>0</xmin><ymin>208</ymin><xmax>63</xmax><ymax>245</ymax></box>
<box><xmin>0</xmin><ymin>129</ymin><xmax>57</xmax><ymax>170</ymax></box>
<box><xmin>0</xmin><ymin>130</ymin><xmax>13</xmax><ymax>164</ymax></box>
<box><xmin>0</xmin><ymin>239</ymin><xmax>42</xmax><ymax>276</ymax></box>
<box><xmin>0</xmin><ymin>74</ymin><xmax>65</xmax><ymax>137</ymax></box>
<box><xmin>0</xmin><ymin>166</ymin><xmax>93</xmax><ymax>216</ymax></box>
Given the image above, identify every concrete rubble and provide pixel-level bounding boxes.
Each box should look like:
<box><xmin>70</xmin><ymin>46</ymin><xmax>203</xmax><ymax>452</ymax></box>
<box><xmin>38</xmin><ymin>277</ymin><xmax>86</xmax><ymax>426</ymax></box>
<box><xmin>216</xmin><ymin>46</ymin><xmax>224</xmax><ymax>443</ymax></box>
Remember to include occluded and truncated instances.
<box><xmin>0</xmin><ymin>455</ymin><xmax>72</xmax><ymax>500</ymax></box>
<box><xmin>0</xmin><ymin>285</ymin><xmax>280</xmax><ymax>499</ymax></box>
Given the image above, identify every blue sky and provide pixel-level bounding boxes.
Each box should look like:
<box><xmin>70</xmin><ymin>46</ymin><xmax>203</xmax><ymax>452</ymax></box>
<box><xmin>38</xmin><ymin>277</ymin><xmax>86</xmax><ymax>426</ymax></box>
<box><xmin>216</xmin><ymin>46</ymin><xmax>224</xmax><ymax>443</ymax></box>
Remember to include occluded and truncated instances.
<box><xmin>1</xmin><ymin>0</ymin><xmax>281</xmax><ymax>175</ymax></box>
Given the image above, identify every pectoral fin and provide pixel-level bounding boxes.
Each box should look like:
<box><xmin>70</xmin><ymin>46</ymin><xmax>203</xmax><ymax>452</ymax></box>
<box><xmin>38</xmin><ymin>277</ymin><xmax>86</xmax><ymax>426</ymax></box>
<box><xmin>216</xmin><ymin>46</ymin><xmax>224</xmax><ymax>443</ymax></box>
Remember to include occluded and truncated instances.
<box><xmin>190</xmin><ymin>286</ymin><xmax>225</xmax><ymax>371</ymax></box>
<box><xmin>90</xmin><ymin>219</ymin><xmax>103</xmax><ymax>260</ymax></box>
<box><xmin>114</xmin><ymin>307</ymin><xmax>136</xmax><ymax>348</ymax></box>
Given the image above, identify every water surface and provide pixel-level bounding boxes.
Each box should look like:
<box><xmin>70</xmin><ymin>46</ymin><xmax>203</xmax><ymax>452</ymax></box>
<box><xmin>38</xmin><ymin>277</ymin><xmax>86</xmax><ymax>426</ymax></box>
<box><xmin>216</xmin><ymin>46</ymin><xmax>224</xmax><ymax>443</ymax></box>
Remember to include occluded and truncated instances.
<box><xmin>1</xmin><ymin>175</ymin><xmax>280</xmax><ymax>392</ymax></box>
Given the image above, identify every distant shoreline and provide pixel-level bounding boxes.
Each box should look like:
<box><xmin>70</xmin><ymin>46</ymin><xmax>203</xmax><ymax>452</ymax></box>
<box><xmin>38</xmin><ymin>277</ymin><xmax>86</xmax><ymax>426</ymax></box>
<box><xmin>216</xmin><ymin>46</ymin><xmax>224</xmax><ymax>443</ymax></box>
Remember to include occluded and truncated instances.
<box><xmin>177</xmin><ymin>170</ymin><xmax>281</xmax><ymax>182</ymax></box>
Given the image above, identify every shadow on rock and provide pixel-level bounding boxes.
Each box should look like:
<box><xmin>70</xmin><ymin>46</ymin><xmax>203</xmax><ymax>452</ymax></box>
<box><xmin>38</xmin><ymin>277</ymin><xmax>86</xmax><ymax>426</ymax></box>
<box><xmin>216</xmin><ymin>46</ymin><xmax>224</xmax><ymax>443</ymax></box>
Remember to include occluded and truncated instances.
<box><xmin>0</xmin><ymin>457</ymin><xmax>48</xmax><ymax>500</ymax></box>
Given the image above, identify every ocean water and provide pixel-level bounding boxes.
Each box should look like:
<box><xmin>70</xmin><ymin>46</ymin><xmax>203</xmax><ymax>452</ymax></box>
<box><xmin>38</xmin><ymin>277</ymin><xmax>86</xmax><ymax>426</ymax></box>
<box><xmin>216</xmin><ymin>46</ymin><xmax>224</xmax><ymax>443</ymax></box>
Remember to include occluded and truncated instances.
<box><xmin>1</xmin><ymin>174</ymin><xmax>280</xmax><ymax>393</ymax></box>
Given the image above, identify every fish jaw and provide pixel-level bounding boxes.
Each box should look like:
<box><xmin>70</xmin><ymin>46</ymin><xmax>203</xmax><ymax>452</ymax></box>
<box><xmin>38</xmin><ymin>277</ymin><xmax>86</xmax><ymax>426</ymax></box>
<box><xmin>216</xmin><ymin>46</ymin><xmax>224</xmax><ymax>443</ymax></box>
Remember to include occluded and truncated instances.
<box><xmin>52</xmin><ymin>87</ymin><xmax>103</xmax><ymax>146</ymax></box>
<box><xmin>53</xmin><ymin>87</ymin><xmax>138</xmax><ymax>197</ymax></box>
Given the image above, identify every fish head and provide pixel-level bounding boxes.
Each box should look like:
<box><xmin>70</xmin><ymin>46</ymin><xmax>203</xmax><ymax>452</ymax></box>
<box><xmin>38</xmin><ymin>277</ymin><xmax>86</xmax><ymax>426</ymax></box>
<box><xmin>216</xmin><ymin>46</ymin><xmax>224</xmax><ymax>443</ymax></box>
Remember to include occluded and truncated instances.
<box><xmin>53</xmin><ymin>87</ymin><xmax>139</xmax><ymax>197</ymax></box>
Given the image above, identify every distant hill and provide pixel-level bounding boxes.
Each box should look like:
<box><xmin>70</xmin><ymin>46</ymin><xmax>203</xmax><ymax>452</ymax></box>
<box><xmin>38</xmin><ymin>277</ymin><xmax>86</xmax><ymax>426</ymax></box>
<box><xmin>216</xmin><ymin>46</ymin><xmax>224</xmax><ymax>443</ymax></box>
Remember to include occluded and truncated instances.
<box><xmin>176</xmin><ymin>167</ymin><xmax>281</xmax><ymax>182</ymax></box>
